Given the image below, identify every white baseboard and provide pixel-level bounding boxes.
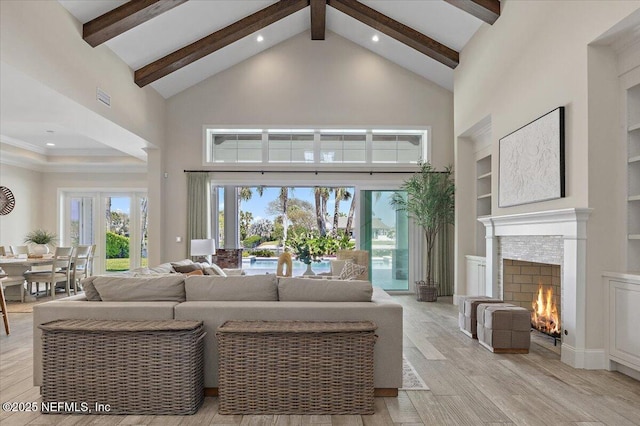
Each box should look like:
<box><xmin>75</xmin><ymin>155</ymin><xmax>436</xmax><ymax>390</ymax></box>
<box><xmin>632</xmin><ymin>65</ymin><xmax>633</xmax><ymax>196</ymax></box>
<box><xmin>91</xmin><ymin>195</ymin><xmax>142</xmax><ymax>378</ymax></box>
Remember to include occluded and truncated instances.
<box><xmin>613</xmin><ymin>363</ymin><xmax>640</xmax><ymax>381</ymax></box>
<box><xmin>561</xmin><ymin>344</ymin><xmax>606</xmax><ymax>369</ymax></box>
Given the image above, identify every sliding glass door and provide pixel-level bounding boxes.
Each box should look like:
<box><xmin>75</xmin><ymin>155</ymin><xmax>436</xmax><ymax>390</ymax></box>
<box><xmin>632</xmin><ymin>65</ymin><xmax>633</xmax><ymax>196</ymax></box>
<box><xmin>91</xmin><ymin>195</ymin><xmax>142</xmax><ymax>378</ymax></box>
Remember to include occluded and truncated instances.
<box><xmin>361</xmin><ymin>191</ymin><xmax>409</xmax><ymax>291</ymax></box>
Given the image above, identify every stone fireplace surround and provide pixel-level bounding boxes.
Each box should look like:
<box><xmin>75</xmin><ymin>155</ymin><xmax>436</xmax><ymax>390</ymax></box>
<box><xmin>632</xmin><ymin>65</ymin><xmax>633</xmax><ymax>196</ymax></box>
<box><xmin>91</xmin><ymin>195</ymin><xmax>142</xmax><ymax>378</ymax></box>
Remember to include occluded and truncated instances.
<box><xmin>478</xmin><ymin>208</ymin><xmax>593</xmax><ymax>368</ymax></box>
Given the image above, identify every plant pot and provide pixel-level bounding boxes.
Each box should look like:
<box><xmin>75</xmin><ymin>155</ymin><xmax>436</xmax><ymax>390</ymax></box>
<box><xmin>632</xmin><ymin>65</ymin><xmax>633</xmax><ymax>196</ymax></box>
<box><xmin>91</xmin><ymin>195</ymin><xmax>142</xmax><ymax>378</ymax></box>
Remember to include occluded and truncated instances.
<box><xmin>30</xmin><ymin>244</ymin><xmax>50</xmax><ymax>256</ymax></box>
<box><xmin>416</xmin><ymin>280</ymin><xmax>437</xmax><ymax>302</ymax></box>
<box><xmin>302</xmin><ymin>263</ymin><xmax>316</xmax><ymax>276</ymax></box>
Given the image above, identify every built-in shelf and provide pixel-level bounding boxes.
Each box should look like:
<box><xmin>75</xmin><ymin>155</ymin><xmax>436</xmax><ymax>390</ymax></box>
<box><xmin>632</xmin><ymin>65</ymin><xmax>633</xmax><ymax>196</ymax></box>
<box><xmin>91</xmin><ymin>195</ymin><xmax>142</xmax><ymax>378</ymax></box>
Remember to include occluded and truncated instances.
<box><xmin>476</xmin><ymin>154</ymin><xmax>492</xmax><ymax>255</ymax></box>
<box><xmin>626</xmin><ymin>83</ymin><xmax>640</xmax><ymax>271</ymax></box>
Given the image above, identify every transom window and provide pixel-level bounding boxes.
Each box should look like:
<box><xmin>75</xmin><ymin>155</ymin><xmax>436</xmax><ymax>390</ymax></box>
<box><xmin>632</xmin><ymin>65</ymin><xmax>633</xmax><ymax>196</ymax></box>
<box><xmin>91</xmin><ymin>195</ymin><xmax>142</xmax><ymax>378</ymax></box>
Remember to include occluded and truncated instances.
<box><xmin>205</xmin><ymin>128</ymin><xmax>428</xmax><ymax>165</ymax></box>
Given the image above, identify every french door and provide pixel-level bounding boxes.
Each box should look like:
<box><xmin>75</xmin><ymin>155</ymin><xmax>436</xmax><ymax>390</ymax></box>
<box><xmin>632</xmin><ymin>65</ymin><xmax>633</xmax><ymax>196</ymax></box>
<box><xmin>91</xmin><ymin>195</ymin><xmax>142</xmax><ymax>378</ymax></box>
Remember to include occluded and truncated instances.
<box><xmin>62</xmin><ymin>191</ymin><xmax>147</xmax><ymax>274</ymax></box>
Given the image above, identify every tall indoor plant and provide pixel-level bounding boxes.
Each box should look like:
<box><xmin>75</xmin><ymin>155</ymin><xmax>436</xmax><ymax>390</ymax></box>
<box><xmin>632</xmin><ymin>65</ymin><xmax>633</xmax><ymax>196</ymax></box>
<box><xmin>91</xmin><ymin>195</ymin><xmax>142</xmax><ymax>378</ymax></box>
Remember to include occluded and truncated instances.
<box><xmin>390</xmin><ymin>161</ymin><xmax>455</xmax><ymax>299</ymax></box>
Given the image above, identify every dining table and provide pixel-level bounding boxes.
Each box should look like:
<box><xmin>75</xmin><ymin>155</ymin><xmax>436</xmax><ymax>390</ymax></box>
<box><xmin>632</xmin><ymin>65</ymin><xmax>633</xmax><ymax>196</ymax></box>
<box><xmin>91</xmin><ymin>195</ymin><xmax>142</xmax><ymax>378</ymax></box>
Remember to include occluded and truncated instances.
<box><xmin>0</xmin><ymin>257</ymin><xmax>54</xmax><ymax>302</ymax></box>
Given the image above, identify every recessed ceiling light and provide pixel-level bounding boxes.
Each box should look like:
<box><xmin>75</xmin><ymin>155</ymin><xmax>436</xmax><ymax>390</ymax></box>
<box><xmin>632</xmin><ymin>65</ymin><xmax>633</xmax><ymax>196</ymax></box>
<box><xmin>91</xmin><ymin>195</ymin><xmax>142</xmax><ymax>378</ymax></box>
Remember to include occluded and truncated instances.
<box><xmin>46</xmin><ymin>142</ymin><xmax>55</xmax><ymax>147</ymax></box>
<box><xmin>372</xmin><ymin>34</ymin><xmax>379</xmax><ymax>42</ymax></box>
<box><xmin>46</xmin><ymin>130</ymin><xmax>55</xmax><ymax>134</ymax></box>
<box><xmin>257</xmin><ymin>35</ymin><xmax>264</xmax><ymax>42</ymax></box>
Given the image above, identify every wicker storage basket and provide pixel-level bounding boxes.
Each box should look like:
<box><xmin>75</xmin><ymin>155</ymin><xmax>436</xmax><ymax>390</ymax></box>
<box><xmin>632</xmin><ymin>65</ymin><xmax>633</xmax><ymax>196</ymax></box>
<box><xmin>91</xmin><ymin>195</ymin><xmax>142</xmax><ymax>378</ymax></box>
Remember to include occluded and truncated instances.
<box><xmin>216</xmin><ymin>320</ymin><xmax>377</xmax><ymax>415</ymax></box>
<box><xmin>40</xmin><ymin>319</ymin><xmax>205</xmax><ymax>415</ymax></box>
<box><xmin>416</xmin><ymin>280</ymin><xmax>438</xmax><ymax>302</ymax></box>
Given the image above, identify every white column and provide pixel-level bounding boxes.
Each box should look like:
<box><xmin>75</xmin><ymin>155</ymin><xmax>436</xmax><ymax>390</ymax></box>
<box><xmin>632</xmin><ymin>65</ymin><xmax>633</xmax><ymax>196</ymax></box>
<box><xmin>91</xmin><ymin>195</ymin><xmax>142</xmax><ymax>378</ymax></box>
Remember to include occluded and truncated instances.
<box><xmin>478</xmin><ymin>217</ymin><xmax>498</xmax><ymax>298</ymax></box>
<box><xmin>224</xmin><ymin>186</ymin><xmax>239</xmax><ymax>249</ymax></box>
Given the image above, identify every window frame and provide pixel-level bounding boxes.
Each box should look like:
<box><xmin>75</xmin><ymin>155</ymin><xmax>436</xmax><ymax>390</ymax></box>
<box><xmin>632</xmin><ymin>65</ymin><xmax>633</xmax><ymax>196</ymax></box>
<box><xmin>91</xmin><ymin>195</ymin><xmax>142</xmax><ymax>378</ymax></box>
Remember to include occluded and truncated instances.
<box><xmin>204</xmin><ymin>127</ymin><xmax>430</xmax><ymax>168</ymax></box>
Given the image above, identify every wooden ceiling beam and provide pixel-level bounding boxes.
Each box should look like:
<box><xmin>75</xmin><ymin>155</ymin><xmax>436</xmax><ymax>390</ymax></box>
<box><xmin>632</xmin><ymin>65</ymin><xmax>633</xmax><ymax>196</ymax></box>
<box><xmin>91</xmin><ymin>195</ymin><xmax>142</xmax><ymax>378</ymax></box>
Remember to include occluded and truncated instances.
<box><xmin>135</xmin><ymin>0</ymin><xmax>309</xmax><ymax>87</ymax></box>
<box><xmin>310</xmin><ymin>0</ymin><xmax>327</xmax><ymax>40</ymax></box>
<box><xmin>327</xmin><ymin>0</ymin><xmax>459</xmax><ymax>69</ymax></box>
<box><xmin>83</xmin><ymin>0</ymin><xmax>188</xmax><ymax>47</ymax></box>
<box><xmin>444</xmin><ymin>0</ymin><xmax>500</xmax><ymax>25</ymax></box>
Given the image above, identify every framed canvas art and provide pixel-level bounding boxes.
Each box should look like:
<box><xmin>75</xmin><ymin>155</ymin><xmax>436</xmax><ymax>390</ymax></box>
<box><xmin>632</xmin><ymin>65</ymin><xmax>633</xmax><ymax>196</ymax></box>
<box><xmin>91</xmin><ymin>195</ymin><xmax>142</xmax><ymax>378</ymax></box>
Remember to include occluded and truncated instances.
<box><xmin>499</xmin><ymin>107</ymin><xmax>565</xmax><ymax>207</ymax></box>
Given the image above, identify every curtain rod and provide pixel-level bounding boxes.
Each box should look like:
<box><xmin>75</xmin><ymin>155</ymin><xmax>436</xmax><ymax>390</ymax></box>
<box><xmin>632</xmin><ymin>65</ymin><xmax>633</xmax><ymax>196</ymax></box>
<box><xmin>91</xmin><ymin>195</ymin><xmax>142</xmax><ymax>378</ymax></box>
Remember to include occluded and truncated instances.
<box><xmin>183</xmin><ymin>169</ymin><xmax>448</xmax><ymax>175</ymax></box>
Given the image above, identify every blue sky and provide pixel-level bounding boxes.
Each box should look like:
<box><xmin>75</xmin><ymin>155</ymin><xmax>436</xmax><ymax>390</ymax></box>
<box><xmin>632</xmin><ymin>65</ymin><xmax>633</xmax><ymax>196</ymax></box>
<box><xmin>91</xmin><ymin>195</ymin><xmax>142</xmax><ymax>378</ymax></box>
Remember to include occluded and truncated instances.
<box><xmin>221</xmin><ymin>187</ymin><xmax>397</xmax><ymax>227</ymax></box>
<box><xmin>109</xmin><ymin>197</ymin><xmax>131</xmax><ymax>214</ymax></box>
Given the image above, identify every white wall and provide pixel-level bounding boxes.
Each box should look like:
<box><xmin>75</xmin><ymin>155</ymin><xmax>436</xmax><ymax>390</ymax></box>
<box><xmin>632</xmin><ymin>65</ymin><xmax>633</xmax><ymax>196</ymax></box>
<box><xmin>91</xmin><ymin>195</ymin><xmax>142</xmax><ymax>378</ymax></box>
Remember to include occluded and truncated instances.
<box><xmin>454</xmin><ymin>0</ymin><xmax>640</xmax><ymax>355</ymax></box>
<box><xmin>0</xmin><ymin>164</ymin><xmax>42</xmax><ymax>248</ymax></box>
<box><xmin>163</xmin><ymin>30</ymin><xmax>454</xmax><ymax>262</ymax></box>
<box><xmin>0</xmin><ymin>0</ymin><xmax>166</xmax><ymax>150</ymax></box>
<box><xmin>0</xmin><ymin>0</ymin><xmax>167</xmax><ymax>264</ymax></box>
<box><xmin>0</xmin><ymin>163</ymin><xmax>146</xmax><ymax>258</ymax></box>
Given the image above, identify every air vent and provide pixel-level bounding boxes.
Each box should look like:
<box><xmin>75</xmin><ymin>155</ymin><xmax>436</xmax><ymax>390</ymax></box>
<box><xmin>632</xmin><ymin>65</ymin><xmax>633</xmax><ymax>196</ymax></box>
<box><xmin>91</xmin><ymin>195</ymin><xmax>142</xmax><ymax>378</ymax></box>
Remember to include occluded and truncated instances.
<box><xmin>97</xmin><ymin>88</ymin><xmax>111</xmax><ymax>108</ymax></box>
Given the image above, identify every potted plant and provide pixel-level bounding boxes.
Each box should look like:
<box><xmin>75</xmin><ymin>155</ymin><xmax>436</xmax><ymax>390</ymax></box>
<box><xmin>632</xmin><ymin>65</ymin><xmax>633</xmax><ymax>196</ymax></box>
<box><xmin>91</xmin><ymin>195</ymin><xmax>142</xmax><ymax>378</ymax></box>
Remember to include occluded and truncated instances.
<box><xmin>24</xmin><ymin>229</ymin><xmax>58</xmax><ymax>256</ymax></box>
<box><xmin>390</xmin><ymin>161</ymin><xmax>455</xmax><ymax>301</ymax></box>
<box><xmin>288</xmin><ymin>231</ymin><xmax>322</xmax><ymax>275</ymax></box>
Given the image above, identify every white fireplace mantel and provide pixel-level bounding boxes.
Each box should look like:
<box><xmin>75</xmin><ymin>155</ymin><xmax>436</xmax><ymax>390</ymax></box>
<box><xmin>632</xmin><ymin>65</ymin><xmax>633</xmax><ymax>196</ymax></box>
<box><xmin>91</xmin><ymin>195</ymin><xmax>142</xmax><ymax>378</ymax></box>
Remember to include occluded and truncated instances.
<box><xmin>478</xmin><ymin>208</ymin><xmax>594</xmax><ymax>369</ymax></box>
<box><xmin>477</xmin><ymin>208</ymin><xmax>593</xmax><ymax>239</ymax></box>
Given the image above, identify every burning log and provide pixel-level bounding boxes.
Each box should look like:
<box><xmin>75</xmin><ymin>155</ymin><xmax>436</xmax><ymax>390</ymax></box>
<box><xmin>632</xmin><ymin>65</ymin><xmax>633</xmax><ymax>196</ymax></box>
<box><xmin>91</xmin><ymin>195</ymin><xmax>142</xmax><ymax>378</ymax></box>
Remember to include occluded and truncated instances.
<box><xmin>531</xmin><ymin>284</ymin><xmax>561</xmax><ymax>338</ymax></box>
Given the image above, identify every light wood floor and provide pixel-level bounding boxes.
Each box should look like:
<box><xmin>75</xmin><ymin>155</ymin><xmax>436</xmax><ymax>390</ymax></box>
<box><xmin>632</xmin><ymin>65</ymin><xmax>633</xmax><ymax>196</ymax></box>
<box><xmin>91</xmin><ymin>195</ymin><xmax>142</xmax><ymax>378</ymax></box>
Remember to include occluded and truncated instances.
<box><xmin>1</xmin><ymin>296</ymin><xmax>640</xmax><ymax>425</ymax></box>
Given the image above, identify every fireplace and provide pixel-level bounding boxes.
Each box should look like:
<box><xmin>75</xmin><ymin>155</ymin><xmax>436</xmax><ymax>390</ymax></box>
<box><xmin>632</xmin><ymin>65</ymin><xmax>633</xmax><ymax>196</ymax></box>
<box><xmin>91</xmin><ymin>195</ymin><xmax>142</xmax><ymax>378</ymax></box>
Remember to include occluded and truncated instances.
<box><xmin>503</xmin><ymin>259</ymin><xmax>561</xmax><ymax>339</ymax></box>
<box><xmin>478</xmin><ymin>208</ymin><xmax>593</xmax><ymax>368</ymax></box>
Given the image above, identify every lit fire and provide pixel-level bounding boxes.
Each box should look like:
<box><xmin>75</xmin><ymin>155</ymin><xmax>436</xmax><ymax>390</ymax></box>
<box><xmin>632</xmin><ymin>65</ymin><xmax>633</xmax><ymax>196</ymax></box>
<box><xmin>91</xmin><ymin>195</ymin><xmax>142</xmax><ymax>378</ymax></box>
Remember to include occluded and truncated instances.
<box><xmin>531</xmin><ymin>284</ymin><xmax>560</xmax><ymax>336</ymax></box>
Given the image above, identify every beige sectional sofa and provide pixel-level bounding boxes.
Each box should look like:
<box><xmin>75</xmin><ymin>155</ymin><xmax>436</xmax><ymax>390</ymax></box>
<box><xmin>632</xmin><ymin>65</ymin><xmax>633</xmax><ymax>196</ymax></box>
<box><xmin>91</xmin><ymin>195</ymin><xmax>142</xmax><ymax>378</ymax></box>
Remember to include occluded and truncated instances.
<box><xmin>33</xmin><ymin>274</ymin><xmax>403</xmax><ymax>395</ymax></box>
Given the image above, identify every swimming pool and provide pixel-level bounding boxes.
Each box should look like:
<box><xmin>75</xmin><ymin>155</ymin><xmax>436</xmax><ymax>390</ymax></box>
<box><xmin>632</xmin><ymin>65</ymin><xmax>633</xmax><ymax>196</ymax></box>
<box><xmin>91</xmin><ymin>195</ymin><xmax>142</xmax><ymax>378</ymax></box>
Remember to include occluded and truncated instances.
<box><xmin>242</xmin><ymin>258</ymin><xmax>331</xmax><ymax>276</ymax></box>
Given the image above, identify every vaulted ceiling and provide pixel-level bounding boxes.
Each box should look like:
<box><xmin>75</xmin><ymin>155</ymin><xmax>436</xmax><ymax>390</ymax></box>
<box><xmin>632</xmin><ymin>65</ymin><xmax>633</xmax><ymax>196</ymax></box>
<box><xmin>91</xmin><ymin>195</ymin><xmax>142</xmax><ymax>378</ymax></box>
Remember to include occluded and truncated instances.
<box><xmin>59</xmin><ymin>0</ymin><xmax>499</xmax><ymax>98</ymax></box>
<box><xmin>1</xmin><ymin>0</ymin><xmax>499</xmax><ymax>172</ymax></box>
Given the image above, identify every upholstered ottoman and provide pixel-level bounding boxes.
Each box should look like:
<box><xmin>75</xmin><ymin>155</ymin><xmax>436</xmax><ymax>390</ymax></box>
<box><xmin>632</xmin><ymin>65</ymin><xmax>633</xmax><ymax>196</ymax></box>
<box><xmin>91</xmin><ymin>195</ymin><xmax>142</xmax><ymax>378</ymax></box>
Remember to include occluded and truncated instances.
<box><xmin>477</xmin><ymin>304</ymin><xmax>531</xmax><ymax>353</ymax></box>
<box><xmin>458</xmin><ymin>296</ymin><xmax>505</xmax><ymax>338</ymax></box>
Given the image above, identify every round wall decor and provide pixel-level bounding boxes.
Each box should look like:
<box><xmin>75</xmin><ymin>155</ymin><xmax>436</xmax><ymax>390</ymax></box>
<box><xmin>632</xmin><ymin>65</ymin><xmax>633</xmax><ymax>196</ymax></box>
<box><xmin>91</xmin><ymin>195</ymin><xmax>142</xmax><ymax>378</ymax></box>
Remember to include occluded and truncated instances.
<box><xmin>0</xmin><ymin>186</ymin><xmax>16</xmax><ymax>215</ymax></box>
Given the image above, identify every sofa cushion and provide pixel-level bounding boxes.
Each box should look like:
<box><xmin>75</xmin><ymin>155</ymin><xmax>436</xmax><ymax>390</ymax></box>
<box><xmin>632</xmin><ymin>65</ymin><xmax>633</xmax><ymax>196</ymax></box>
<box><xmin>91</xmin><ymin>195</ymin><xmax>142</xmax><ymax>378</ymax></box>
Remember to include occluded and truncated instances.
<box><xmin>277</xmin><ymin>277</ymin><xmax>373</xmax><ymax>302</ymax></box>
<box><xmin>80</xmin><ymin>276</ymin><xmax>101</xmax><ymax>301</ymax></box>
<box><xmin>92</xmin><ymin>275</ymin><xmax>186</xmax><ymax>302</ymax></box>
<box><xmin>185</xmin><ymin>275</ymin><xmax>278</xmax><ymax>301</ymax></box>
<box><xmin>148</xmin><ymin>263</ymin><xmax>174</xmax><ymax>274</ymax></box>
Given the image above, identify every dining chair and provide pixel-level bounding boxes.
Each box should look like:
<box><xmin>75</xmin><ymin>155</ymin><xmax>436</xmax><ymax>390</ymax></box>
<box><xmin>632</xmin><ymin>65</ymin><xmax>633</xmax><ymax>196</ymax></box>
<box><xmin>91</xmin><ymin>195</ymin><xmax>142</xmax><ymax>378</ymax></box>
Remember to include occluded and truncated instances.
<box><xmin>0</xmin><ymin>246</ymin><xmax>6</xmax><ymax>256</ymax></box>
<box><xmin>0</xmin><ymin>276</ymin><xmax>11</xmax><ymax>336</ymax></box>
<box><xmin>0</xmin><ymin>276</ymin><xmax>10</xmax><ymax>335</ymax></box>
<box><xmin>87</xmin><ymin>244</ymin><xmax>96</xmax><ymax>277</ymax></box>
<box><xmin>70</xmin><ymin>245</ymin><xmax>91</xmax><ymax>293</ymax></box>
<box><xmin>23</xmin><ymin>247</ymin><xmax>73</xmax><ymax>299</ymax></box>
<box><xmin>10</xmin><ymin>245</ymin><xmax>28</xmax><ymax>256</ymax></box>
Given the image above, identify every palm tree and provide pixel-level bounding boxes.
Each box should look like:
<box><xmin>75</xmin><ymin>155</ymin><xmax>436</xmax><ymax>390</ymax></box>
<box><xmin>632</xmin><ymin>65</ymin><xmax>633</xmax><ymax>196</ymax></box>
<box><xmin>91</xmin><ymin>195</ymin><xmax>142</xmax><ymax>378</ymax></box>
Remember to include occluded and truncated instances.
<box><xmin>332</xmin><ymin>188</ymin><xmax>352</xmax><ymax>236</ymax></box>
<box><xmin>313</xmin><ymin>187</ymin><xmax>330</xmax><ymax>236</ymax></box>
<box><xmin>345</xmin><ymin>191</ymin><xmax>357</xmax><ymax>236</ymax></box>
<box><xmin>278</xmin><ymin>187</ymin><xmax>291</xmax><ymax>245</ymax></box>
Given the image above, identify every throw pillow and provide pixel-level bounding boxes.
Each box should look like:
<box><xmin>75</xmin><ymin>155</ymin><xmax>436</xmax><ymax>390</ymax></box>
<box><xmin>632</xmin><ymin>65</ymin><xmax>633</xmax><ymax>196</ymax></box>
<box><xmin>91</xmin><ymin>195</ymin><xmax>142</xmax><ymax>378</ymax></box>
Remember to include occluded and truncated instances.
<box><xmin>185</xmin><ymin>269</ymin><xmax>204</xmax><ymax>276</ymax></box>
<box><xmin>330</xmin><ymin>259</ymin><xmax>348</xmax><ymax>276</ymax></box>
<box><xmin>203</xmin><ymin>263</ymin><xmax>227</xmax><ymax>277</ymax></box>
<box><xmin>172</xmin><ymin>263</ymin><xmax>202</xmax><ymax>274</ymax></box>
<box><xmin>339</xmin><ymin>261</ymin><xmax>367</xmax><ymax>280</ymax></box>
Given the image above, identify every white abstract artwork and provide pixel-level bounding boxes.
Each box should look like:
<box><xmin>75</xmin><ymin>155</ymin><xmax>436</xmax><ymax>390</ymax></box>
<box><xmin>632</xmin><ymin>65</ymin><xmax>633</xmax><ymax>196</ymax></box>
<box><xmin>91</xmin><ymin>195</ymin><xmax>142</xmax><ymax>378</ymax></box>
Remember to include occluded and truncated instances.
<box><xmin>499</xmin><ymin>107</ymin><xmax>565</xmax><ymax>207</ymax></box>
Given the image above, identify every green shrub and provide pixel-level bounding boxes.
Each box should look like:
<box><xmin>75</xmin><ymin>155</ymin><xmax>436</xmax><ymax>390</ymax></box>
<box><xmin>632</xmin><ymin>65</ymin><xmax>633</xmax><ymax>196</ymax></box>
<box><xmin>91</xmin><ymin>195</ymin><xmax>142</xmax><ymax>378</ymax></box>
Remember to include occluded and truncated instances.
<box><xmin>249</xmin><ymin>249</ymin><xmax>275</xmax><ymax>257</ymax></box>
<box><xmin>106</xmin><ymin>231</ymin><xmax>129</xmax><ymax>259</ymax></box>
<box><xmin>242</xmin><ymin>235</ymin><xmax>262</xmax><ymax>248</ymax></box>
